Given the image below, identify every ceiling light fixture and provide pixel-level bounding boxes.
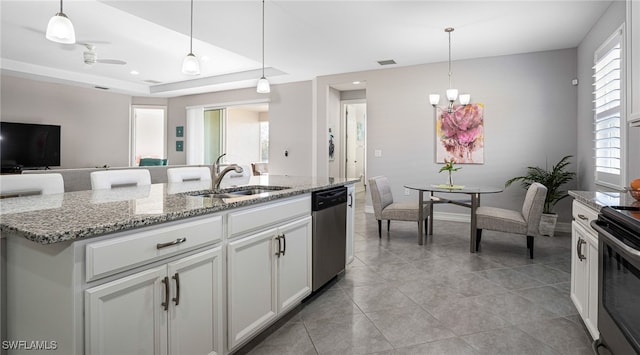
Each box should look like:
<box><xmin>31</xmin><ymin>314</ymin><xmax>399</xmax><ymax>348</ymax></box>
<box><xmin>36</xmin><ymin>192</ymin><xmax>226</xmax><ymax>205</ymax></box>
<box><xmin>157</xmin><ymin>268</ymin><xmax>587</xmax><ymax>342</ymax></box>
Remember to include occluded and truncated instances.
<box><xmin>429</xmin><ymin>27</ymin><xmax>470</xmax><ymax>113</ymax></box>
<box><xmin>45</xmin><ymin>0</ymin><xmax>76</xmax><ymax>44</ymax></box>
<box><xmin>256</xmin><ymin>0</ymin><xmax>270</xmax><ymax>93</ymax></box>
<box><xmin>182</xmin><ymin>0</ymin><xmax>200</xmax><ymax>75</ymax></box>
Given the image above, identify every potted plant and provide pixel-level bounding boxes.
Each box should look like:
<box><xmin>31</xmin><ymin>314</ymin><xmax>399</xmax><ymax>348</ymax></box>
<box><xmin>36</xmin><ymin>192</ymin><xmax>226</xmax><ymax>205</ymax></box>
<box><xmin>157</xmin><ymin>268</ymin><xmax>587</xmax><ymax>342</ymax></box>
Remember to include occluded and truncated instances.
<box><xmin>505</xmin><ymin>155</ymin><xmax>576</xmax><ymax>236</ymax></box>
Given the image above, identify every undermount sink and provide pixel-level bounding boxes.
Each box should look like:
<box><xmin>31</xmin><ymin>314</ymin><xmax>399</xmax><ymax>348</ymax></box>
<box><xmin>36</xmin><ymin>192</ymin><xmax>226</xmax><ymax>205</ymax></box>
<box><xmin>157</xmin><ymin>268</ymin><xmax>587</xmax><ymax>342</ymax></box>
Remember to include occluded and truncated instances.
<box><xmin>197</xmin><ymin>185</ymin><xmax>290</xmax><ymax>199</ymax></box>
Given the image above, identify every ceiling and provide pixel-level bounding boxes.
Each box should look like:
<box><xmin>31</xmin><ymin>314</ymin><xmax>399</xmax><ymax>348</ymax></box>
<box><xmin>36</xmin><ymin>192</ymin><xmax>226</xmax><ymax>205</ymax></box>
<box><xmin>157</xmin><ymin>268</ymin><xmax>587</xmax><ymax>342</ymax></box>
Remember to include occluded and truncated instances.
<box><xmin>1</xmin><ymin>0</ymin><xmax>614</xmax><ymax>97</ymax></box>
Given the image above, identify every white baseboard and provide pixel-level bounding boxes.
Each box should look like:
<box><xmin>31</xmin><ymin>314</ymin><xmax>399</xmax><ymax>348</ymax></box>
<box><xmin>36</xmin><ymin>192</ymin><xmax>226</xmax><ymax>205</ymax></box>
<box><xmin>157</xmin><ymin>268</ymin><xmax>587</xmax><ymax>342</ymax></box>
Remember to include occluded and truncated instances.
<box><xmin>363</xmin><ymin>206</ymin><xmax>571</xmax><ymax>234</ymax></box>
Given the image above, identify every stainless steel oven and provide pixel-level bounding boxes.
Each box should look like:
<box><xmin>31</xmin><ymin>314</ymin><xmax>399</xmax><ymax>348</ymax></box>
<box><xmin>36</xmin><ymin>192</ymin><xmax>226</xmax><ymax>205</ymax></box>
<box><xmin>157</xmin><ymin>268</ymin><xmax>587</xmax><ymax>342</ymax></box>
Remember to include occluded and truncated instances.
<box><xmin>591</xmin><ymin>205</ymin><xmax>640</xmax><ymax>355</ymax></box>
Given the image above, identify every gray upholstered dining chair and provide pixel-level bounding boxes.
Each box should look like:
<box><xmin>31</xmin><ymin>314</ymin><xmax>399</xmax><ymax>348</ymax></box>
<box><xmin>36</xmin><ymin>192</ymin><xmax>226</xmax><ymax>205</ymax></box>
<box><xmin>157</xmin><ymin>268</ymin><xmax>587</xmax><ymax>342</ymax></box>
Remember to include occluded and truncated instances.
<box><xmin>369</xmin><ymin>176</ymin><xmax>431</xmax><ymax>239</ymax></box>
<box><xmin>475</xmin><ymin>182</ymin><xmax>547</xmax><ymax>259</ymax></box>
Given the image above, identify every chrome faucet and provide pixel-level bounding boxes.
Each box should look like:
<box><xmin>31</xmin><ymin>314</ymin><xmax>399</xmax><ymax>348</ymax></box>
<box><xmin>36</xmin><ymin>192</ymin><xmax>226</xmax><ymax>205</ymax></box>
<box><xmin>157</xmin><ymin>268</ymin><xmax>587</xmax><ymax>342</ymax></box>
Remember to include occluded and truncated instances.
<box><xmin>213</xmin><ymin>153</ymin><xmax>227</xmax><ymax>176</ymax></box>
<box><xmin>212</xmin><ymin>165</ymin><xmax>244</xmax><ymax>191</ymax></box>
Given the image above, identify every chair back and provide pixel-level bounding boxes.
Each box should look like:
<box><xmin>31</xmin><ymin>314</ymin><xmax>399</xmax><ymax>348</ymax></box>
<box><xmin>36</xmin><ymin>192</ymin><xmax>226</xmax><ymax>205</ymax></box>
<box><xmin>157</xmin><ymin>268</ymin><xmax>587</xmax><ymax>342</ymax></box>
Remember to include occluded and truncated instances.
<box><xmin>90</xmin><ymin>169</ymin><xmax>151</xmax><ymax>190</ymax></box>
<box><xmin>0</xmin><ymin>173</ymin><xmax>64</xmax><ymax>197</ymax></box>
<box><xmin>521</xmin><ymin>182</ymin><xmax>548</xmax><ymax>236</ymax></box>
<box><xmin>368</xmin><ymin>176</ymin><xmax>394</xmax><ymax>219</ymax></box>
<box><xmin>167</xmin><ymin>167</ymin><xmax>211</xmax><ymax>183</ymax></box>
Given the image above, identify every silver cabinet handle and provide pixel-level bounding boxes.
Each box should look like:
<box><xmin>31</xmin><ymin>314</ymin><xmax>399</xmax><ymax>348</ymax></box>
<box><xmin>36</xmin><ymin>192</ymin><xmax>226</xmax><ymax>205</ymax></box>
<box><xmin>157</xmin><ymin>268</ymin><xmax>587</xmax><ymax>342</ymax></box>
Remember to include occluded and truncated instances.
<box><xmin>577</xmin><ymin>238</ymin><xmax>586</xmax><ymax>261</ymax></box>
<box><xmin>275</xmin><ymin>235</ymin><xmax>282</xmax><ymax>257</ymax></box>
<box><xmin>281</xmin><ymin>233</ymin><xmax>286</xmax><ymax>256</ymax></box>
<box><xmin>161</xmin><ymin>276</ymin><xmax>170</xmax><ymax>311</ymax></box>
<box><xmin>172</xmin><ymin>272</ymin><xmax>180</xmax><ymax>306</ymax></box>
<box><xmin>577</xmin><ymin>214</ymin><xmax>588</xmax><ymax>221</ymax></box>
<box><xmin>157</xmin><ymin>237</ymin><xmax>187</xmax><ymax>249</ymax></box>
<box><xmin>348</xmin><ymin>193</ymin><xmax>353</xmax><ymax>207</ymax></box>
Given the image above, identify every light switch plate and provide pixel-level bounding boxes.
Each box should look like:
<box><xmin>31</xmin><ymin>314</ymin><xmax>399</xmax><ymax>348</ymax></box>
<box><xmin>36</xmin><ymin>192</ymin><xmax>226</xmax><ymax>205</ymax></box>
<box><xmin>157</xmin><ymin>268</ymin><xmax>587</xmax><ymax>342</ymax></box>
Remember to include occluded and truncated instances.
<box><xmin>374</xmin><ymin>149</ymin><xmax>382</xmax><ymax>157</ymax></box>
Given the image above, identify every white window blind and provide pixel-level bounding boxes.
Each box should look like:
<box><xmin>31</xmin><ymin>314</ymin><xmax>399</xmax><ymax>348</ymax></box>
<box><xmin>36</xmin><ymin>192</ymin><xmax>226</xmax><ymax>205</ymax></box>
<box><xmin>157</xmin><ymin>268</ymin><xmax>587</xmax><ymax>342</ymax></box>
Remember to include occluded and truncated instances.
<box><xmin>593</xmin><ymin>27</ymin><xmax>624</xmax><ymax>188</ymax></box>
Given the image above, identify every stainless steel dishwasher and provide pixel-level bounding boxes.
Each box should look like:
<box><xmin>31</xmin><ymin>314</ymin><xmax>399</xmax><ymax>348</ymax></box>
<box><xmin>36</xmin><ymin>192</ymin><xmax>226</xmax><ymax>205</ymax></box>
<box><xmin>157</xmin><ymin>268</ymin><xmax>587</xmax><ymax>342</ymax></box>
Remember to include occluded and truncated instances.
<box><xmin>312</xmin><ymin>186</ymin><xmax>347</xmax><ymax>291</ymax></box>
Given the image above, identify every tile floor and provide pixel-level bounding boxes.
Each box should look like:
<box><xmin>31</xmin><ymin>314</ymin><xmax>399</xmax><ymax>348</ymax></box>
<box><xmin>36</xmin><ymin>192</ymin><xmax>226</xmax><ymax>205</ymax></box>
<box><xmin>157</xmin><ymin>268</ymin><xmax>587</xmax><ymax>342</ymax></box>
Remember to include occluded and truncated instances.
<box><xmin>240</xmin><ymin>191</ymin><xmax>594</xmax><ymax>355</ymax></box>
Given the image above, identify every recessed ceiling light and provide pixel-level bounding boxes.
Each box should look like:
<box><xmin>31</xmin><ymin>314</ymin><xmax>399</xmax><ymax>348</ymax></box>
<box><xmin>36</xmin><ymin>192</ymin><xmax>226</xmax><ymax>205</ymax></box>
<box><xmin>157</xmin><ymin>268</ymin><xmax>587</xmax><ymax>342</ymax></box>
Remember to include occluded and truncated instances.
<box><xmin>130</xmin><ymin>70</ymin><xmax>139</xmax><ymax>75</ymax></box>
<box><xmin>352</xmin><ymin>81</ymin><xmax>361</xmax><ymax>85</ymax></box>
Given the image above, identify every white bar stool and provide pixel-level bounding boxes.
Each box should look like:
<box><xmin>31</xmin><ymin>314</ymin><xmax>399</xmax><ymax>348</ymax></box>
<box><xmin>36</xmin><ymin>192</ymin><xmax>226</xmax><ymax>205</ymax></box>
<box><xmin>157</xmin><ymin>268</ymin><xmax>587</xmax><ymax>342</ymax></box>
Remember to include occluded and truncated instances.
<box><xmin>0</xmin><ymin>173</ymin><xmax>64</xmax><ymax>197</ymax></box>
<box><xmin>90</xmin><ymin>169</ymin><xmax>151</xmax><ymax>190</ymax></box>
<box><xmin>167</xmin><ymin>167</ymin><xmax>211</xmax><ymax>183</ymax></box>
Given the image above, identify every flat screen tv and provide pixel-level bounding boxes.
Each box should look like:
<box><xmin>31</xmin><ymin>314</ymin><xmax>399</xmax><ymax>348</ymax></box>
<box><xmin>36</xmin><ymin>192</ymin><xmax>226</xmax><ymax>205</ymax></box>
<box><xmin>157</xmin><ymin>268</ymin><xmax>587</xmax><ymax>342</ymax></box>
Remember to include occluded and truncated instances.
<box><xmin>0</xmin><ymin>121</ymin><xmax>61</xmax><ymax>171</ymax></box>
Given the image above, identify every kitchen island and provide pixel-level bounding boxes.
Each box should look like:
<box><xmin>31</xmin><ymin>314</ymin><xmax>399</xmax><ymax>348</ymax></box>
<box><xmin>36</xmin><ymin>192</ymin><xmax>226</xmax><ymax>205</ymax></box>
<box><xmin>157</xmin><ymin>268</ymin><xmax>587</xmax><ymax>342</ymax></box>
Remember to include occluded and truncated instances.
<box><xmin>0</xmin><ymin>175</ymin><xmax>358</xmax><ymax>355</ymax></box>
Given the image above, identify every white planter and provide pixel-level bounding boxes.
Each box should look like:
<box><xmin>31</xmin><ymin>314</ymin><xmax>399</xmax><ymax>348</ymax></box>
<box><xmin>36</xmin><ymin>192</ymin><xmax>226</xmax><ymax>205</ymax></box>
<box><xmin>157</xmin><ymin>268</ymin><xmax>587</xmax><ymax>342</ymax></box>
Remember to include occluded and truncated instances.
<box><xmin>539</xmin><ymin>213</ymin><xmax>558</xmax><ymax>237</ymax></box>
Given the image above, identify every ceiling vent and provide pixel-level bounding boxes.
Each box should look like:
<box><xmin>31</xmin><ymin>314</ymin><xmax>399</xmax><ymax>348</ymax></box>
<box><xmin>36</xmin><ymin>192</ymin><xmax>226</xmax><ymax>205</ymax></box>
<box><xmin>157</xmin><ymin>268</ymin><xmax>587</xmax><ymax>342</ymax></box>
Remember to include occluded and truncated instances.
<box><xmin>94</xmin><ymin>86</ymin><xmax>109</xmax><ymax>90</ymax></box>
<box><xmin>377</xmin><ymin>59</ymin><xmax>396</xmax><ymax>66</ymax></box>
<box><xmin>144</xmin><ymin>80</ymin><xmax>163</xmax><ymax>84</ymax></box>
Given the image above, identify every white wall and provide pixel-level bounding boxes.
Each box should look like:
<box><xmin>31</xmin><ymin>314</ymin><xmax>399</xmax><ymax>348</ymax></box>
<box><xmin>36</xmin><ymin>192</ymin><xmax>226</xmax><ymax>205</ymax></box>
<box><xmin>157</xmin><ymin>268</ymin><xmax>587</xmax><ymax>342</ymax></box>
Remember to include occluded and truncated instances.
<box><xmin>1</xmin><ymin>75</ymin><xmax>132</xmax><ymax>168</ymax></box>
<box><xmin>226</xmin><ymin>107</ymin><xmax>260</xmax><ymax>165</ymax></box>
<box><xmin>576</xmin><ymin>1</ymin><xmax>639</xmax><ymax>190</ymax></box>
<box><xmin>317</xmin><ymin>48</ymin><xmax>578</xmax><ymax>223</ymax></box>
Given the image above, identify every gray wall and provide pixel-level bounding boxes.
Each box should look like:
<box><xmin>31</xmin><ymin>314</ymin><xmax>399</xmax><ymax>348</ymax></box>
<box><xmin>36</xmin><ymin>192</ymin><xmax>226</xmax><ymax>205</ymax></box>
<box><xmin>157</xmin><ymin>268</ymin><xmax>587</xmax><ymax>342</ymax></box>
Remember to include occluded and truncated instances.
<box><xmin>577</xmin><ymin>0</ymin><xmax>639</xmax><ymax>190</ymax></box>
<box><xmin>0</xmin><ymin>75</ymin><xmax>132</xmax><ymax>168</ymax></box>
<box><xmin>317</xmin><ymin>48</ymin><xmax>579</xmax><ymax>223</ymax></box>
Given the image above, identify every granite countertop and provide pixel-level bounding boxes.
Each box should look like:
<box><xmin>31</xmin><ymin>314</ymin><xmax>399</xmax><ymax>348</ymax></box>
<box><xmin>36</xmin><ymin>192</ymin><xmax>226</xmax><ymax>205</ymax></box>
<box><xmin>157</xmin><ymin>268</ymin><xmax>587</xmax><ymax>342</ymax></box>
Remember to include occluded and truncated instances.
<box><xmin>569</xmin><ymin>190</ymin><xmax>639</xmax><ymax>211</ymax></box>
<box><xmin>0</xmin><ymin>175</ymin><xmax>359</xmax><ymax>244</ymax></box>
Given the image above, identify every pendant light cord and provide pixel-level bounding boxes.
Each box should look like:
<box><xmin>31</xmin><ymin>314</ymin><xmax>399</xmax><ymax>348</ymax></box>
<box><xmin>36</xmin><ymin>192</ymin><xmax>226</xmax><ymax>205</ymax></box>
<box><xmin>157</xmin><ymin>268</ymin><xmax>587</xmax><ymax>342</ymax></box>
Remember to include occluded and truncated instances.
<box><xmin>189</xmin><ymin>0</ymin><xmax>194</xmax><ymax>54</ymax></box>
<box><xmin>447</xmin><ymin>28</ymin><xmax>452</xmax><ymax>89</ymax></box>
<box><xmin>262</xmin><ymin>0</ymin><xmax>265</xmax><ymax>77</ymax></box>
<box><xmin>59</xmin><ymin>0</ymin><xmax>63</xmax><ymax>13</ymax></box>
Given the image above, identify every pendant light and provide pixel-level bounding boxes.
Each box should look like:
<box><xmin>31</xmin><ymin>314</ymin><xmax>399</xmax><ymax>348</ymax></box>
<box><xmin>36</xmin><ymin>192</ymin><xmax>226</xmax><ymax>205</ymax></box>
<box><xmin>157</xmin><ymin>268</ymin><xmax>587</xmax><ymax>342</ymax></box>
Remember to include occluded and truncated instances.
<box><xmin>256</xmin><ymin>0</ymin><xmax>271</xmax><ymax>93</ymax></box>
<box><xmin>182</xmin><ymin>0</ymin><xmax>200</xmax><ymax>75</ymax></box>
<box><xmin>45</xmin><ymin>0</ymin><xmax>76</xmax><ymax>44</ymax></box>
<box><xmin>430</xmin><ymin>27</ymin><xmax>470</xmax><ymax>113</ymax></box>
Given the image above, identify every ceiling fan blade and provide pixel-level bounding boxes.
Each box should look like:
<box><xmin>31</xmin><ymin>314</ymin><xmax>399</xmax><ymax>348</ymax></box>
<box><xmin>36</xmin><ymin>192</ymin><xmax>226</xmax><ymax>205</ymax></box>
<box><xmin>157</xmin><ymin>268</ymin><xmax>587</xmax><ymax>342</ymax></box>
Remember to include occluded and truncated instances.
<box><xmin>97</xmin><ymin>59</ymin><xmax>127</xmax><ymax>65</ymax></box>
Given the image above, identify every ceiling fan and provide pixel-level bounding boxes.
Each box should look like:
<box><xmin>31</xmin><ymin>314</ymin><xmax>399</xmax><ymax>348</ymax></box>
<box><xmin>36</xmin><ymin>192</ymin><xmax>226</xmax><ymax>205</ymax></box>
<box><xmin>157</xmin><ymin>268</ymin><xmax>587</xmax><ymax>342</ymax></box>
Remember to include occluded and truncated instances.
<box><xmin>83</xmin><ymin>44</ymin><xmax>126</xmax><ymax>66</ymax></box>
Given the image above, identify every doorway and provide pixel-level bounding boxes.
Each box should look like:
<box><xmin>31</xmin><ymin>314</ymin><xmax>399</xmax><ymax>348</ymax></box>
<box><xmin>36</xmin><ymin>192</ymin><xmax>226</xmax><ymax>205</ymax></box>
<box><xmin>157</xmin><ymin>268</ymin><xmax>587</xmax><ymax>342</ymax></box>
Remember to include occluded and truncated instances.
<box><xmin>131</xmin><ymin>106</ymin><xmax>167</xmax><ymax>166</ymax></box>
<box><xmin>342</xmin><ymin>100</ymin><xmax>366</xmax><ymax>192</ymax></box>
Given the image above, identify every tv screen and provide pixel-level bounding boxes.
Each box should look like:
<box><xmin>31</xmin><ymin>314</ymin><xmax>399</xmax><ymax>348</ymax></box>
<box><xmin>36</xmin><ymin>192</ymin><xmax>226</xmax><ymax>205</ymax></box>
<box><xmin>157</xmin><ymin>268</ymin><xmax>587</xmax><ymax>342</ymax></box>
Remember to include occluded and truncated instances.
<box><xmin>0</xmin><ymin>121</ymin><xmax>61</xmax><ymax>170</ymax></box>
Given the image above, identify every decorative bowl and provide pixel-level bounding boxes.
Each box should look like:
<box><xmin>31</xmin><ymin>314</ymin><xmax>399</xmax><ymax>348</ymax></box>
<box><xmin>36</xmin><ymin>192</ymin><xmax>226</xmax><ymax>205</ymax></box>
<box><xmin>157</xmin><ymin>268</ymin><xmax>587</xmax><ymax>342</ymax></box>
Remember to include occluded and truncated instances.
<box><xmin>626</xmin><ymin>187</ymin><xmax>640</xmax><ymax>201</ymax></box>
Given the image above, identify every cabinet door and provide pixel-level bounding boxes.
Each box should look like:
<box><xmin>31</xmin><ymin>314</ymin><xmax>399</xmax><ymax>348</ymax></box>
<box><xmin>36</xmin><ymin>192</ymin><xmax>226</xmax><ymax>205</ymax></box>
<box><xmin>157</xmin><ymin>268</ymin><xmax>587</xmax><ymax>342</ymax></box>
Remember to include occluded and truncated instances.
<box><xmin>85</xmin><ymin>266</ymin><xmax>168</xmax><ymax>355</ymax></box>
<box><xmin>227</xmin><ymin>229</ymin><xmax>277</xmax><ymax>350</ymax></box>
<box><xmin>585</xmin><ymin>233</ymin><xmax>599</xmax><ymax>340</ymax></box>
<box><xmin>570</xmin><ymin>221</ymin><xmax>588</xmax><ymax>318</ymax></box>
<box><xmin>277</xmin><ymin>216</ymin><xmax>312</xmax><ymax>313</ymax></box>
<box><xmin>167</xmin><ymin>247</ymin><xmax>223</xmax><ymax>355</ymax></box>
<box><xmin>346</xmin><ymin>184</ymin><xmax>355</xmax><ymax>264</ymax></box>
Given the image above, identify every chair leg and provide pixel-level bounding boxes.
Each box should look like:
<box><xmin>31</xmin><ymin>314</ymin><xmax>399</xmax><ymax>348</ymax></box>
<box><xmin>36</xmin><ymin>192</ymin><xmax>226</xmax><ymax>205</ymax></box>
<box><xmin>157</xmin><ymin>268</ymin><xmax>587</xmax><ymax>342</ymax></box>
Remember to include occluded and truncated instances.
<box><xmin>377</xmin><ymin>220</ymin><xmax>382</xmax><ymax>238</ymax></box>
<box><xmin>387</xmin><ymin>220</ymin><xmax>390</xmax><ymax>233</ymax></box>
<box><xmin>527</xmin><ymin>235</ymin><xmax>534</xmax><ymax>259</ymax></box>
<box><xmin>424</xmin><ymin>217</ymin><xmax>429</xmax><ymax>235</ymax></box>
<box><xmin>476</xmin><ymin>229</ymin><xmax>482</xmax><ymax>251</ymax></box>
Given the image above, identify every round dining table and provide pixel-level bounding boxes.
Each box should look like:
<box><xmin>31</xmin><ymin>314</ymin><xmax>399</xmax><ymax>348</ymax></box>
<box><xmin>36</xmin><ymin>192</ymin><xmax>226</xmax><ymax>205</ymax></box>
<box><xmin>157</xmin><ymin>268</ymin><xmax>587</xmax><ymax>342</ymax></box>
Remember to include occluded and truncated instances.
<box><xmin>403</xmin><ymin>184</ymin><xmax>504</xmax><ymax>252</ymax></box>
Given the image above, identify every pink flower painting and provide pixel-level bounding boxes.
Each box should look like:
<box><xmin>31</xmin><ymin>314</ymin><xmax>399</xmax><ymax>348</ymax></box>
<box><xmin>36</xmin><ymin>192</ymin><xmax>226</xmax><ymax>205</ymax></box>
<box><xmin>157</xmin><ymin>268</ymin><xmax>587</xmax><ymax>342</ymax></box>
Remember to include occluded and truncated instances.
<box><xmin>436</xmin><ymin>103</ymin><xmax>484</xmax><ymax>164</ymax></box>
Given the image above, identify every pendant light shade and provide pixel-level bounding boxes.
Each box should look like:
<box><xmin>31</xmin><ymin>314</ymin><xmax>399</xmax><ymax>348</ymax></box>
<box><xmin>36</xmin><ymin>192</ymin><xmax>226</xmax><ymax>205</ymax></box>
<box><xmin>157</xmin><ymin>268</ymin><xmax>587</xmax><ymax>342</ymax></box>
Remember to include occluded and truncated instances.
<box><xmin>182</xmin><ymin>0</ymin><xmax>200</xmax><ymax>75</ymax></box>
<box><xmin>429</xmin><ymin>94</ymin><xmax>440</xmax><ymax>106</ymax></box>
<box><xmin>257</xmin><ymin>77</ymin><xmax>271</xmax><ymax>93</ymax></box>
<box><xmin>45</xmin><ymin>0</ymin><xmax>75</xmax><ymax>44</ymax></box>
<box><xmin>182</xmin><ymin>53</ymin><xmax>200</xmax><ymax>75</ymax></box>
<box><xmin>257</xmin><ymin>0</ymin><xmax>270</xmax><ymax>93</ymax></box>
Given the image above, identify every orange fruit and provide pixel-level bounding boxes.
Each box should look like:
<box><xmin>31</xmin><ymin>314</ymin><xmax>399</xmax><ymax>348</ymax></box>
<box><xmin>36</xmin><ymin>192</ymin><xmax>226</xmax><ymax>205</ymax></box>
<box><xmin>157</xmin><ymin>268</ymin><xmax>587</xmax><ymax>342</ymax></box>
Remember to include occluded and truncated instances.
<box><xmin>632</xmin><ymin>178</ymin><xmax>640</xmax><ymax>190</ymax></box>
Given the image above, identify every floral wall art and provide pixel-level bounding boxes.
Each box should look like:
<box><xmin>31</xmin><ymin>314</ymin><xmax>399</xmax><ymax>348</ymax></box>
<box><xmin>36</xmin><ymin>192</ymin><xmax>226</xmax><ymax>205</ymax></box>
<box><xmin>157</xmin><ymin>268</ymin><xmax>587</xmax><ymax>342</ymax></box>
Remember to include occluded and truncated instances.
<box><xmin>436</xmin><ymin>103</ymin><xmax>484</xmax><ymax>164</ymax></box>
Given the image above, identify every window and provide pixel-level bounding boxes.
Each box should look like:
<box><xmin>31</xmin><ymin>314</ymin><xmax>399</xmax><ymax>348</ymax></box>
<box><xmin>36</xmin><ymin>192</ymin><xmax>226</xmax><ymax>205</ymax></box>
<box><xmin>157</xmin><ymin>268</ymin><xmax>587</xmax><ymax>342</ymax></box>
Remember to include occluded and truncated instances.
<box><xmin>594</xmin><ymin>26</ymin><xmax>625</xmax><ymax>189</ymax></box>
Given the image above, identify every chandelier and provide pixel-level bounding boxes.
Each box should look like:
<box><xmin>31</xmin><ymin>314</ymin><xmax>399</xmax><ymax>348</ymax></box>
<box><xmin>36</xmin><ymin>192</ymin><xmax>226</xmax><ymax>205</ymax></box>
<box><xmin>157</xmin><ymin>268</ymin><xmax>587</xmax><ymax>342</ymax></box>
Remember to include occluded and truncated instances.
<box><xmin>429</xmin><ymin>27</ymin><xmax>470</xmax><ymax>113</ymax></box>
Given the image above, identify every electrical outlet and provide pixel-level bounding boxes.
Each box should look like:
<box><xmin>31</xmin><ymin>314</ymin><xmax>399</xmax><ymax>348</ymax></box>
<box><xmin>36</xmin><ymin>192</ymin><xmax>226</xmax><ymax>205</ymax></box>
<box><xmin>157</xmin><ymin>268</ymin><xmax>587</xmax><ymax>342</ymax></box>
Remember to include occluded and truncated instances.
<box><xmin>404</xmin><ymin>188</ymin><xmax>410</xmax><ymax>196</ymax></box>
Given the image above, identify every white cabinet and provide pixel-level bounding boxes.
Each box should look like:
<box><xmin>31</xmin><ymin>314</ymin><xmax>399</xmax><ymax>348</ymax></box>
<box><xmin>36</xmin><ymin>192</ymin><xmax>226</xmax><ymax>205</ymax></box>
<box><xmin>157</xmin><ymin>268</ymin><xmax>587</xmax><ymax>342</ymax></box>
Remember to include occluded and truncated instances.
<box><xmin>85</xmin><ymin>246</ymin><xmax>224</xmax><ymax>355</ymax></box>
<box><xmin>346</xmin><ymin>184</ymin><xmax>355</xmax><ymax>264</ymax></box>
<box><xmin>570</xmin><ymin>201</ymin><xmax>599</xmax><ymax>340</ymax></box>
<box><xmin>227</xmin><ymin>197</ymin><xmax>312</xmax><ymax>351</ymax></box>
<box><xmin>628</xmin><ymin>0</ymin><xmax>640</xmax><ymax>123</ymax></box>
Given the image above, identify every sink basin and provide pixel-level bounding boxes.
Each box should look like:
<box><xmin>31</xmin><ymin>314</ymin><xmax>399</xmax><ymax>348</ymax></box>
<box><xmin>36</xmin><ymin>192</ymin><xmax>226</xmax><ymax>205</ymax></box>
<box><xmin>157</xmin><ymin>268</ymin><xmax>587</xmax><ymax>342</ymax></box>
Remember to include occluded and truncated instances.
<box><xmin>196</xmin><ymin>185</ymin><xmax>290</xmax><ymax>199</ymax></box>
